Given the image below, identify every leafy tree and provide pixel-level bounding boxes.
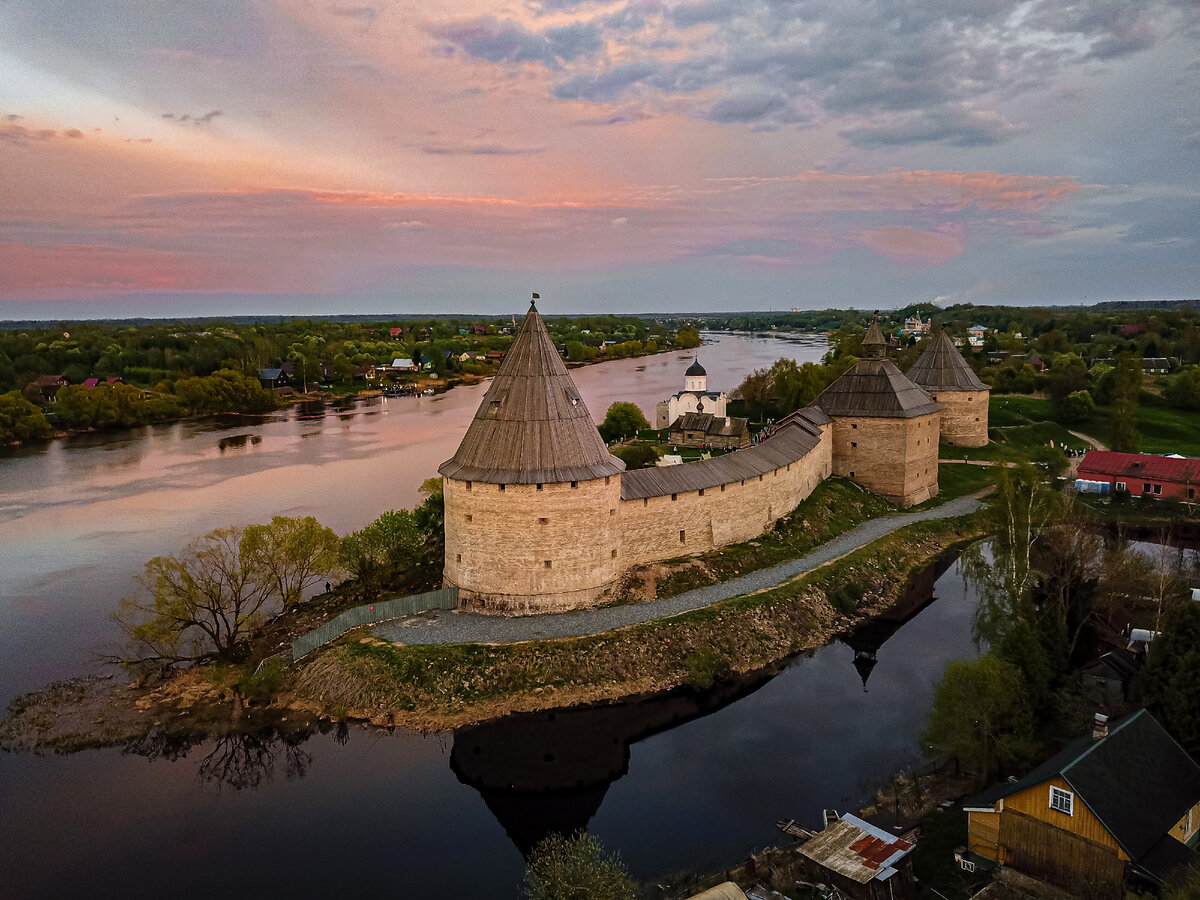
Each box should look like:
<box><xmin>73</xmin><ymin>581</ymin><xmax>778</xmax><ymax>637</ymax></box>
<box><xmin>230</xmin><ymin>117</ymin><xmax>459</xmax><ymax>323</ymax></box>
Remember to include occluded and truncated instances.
<box><xmin>1058</xmin><ymin>389</ymin><xmax>1094</xmax><ymax>424</ymax></box>
<box><xmin>1046</xmin><ymin>353</ymin><xmax>1089</xmax><ymax>407</ymax></box>
<box><xmin>0</xmin><ymin>390</ymin><xmax>52</xmax><ymax>443</ymax></box>
<box><xmin>612</xmin><ymin>443</ymin><xmax>658</xmax><ymax>469</ymax></box>
<box><xmin>674</xmin><ymin>326</ymin><xmax>702</xmax><ymax>349</ymax></box>
<box><xmin>116</xmin><ymin>527</ymin><xmax>278</xmax><ymax>664</ymax></box>
<box><xmin>522</xmin><ymin>832</ymin><xmax>637</xmax><ymax>900</ymax></box>
<box><xmin>737</xmin><ymin>367</ymin><xmax>772</xmax><ymax>420</ymax></box>
<box><xmin>1143</xmin><ymin>602</ymin><xmax>1200</xmax><ymax>758</ymax></box>
<box><xmin>924</xmin><ymin>655</ymin><xmax>1036</xmax><ymax>782</ymax></box>
<box><xmin>339</xmin><ymin>509</ymin><xmax>426</xmax><ymax>595</ymax></box>
<box><xmin>598</xmin><ymin>402</ymin><xmax>650</xmax><ymax>442</ymax></box>
<box><xmin>55</xmin><ymin>382</ymin><xmax>151</xmax><ymax>429</ymax></box>
<box><xmin>241</xmin><ymin>516</ymin><xmax>342</xmax><ymax>606</ymax></box>
<box><xmin>1165</xmin><ymin>365</ymin><xmax>1200</xmax><ymax>411</ymax></box>
<box><xmin>1110</xmin><ymin>351</ymin><xmax>1142</xmax><ymax>452</ymax></box>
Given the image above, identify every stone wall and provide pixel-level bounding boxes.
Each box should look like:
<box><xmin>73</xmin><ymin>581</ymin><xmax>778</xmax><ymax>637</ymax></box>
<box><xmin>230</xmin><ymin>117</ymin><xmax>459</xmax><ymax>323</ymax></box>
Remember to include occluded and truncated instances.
<box><xmin>926</xmin><ymin>389</ymin><xmax>989</xmax><ymax>447</ymax></box>
<box><xmin>443</xmin><ymin>475</ymin><xmax>624</xmax><ymax>614</ymax></box>
<box><xmin>828</xmin><ymin>413</ymin><xmax>940</xmax><ymax>506</ymax></box>
<box><xmin>618</xmin><ymin>426</ymin><xmax>832</xmax><ymax>568</ymax></box>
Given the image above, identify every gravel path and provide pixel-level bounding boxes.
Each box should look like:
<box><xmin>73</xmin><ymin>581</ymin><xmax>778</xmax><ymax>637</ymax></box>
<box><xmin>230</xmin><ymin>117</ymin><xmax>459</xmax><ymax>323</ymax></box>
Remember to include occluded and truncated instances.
<box><xmin>370</xmin><ymin>495</ymin><xmax>981</xmax><ymax>647</ymax></box>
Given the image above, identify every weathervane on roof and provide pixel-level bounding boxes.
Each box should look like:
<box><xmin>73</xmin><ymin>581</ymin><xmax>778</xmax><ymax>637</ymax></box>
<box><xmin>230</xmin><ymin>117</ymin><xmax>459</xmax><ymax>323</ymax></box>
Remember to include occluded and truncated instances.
<box><xmin>531</xmin><ymin>292</ymin><xmax>539</xmax><ymax>309</ymax></box>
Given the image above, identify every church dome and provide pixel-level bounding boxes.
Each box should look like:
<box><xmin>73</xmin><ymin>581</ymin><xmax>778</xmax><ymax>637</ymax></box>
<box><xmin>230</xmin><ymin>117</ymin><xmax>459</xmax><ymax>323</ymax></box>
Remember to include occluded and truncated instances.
<box><xmin>685</xmin><ymin>357</ymin><xmax>706</xmax><ymax>377</ymax></box>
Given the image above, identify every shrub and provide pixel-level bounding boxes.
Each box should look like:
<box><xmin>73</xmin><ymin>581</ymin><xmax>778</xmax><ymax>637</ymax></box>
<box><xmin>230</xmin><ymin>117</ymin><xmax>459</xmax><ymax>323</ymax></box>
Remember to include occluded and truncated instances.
<box><xmin>683</xmin><ymin>649</ymin><xmax>732</xmax><ymax>689</ymax></box>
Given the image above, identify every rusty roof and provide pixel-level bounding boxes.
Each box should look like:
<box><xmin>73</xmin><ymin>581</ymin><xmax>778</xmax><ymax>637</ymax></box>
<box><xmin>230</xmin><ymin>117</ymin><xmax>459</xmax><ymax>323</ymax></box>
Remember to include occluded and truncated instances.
<box><xmin>905</xmin><ymin>330</ymin><xmax>988</xmax><ymax>392</ymax></box>
<box><xmin>797</xmin><ymin>813</ymin><xmax>914</xmax><ymax>884</ymax></box>
<box><xmin>812</xmin><ymin>358</ymin><xmax>940</xmax><ymax>419</ymax></box>
<box><xmin>621</xmin><ymin>424</ymin><xmax>820</xmax><ymax>499</ymax></box>
<box><xmin>439</xmin><ymin>300</ymin><xmax>624</xmax><ymax>484</ymax></box>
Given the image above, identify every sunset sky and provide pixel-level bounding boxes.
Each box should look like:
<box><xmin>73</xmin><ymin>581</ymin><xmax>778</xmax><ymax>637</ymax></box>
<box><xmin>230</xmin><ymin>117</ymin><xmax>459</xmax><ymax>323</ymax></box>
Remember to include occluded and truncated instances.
<box><xmin>2</xmin><ymin>0</ymin><xmax>1198</xmax><ymax>318</ymax></box>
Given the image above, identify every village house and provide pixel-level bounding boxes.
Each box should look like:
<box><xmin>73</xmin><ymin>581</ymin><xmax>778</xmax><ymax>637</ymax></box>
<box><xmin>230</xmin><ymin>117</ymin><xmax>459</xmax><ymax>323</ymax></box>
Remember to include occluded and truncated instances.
<box><xmin>796</xmin><ymin>812</ymin><xmax>917</xmax><ymax>900</ymax></box>
<box><xmin>967</xmin><ymin>325</ymin><xmax>988</xmax><ymax>348</ymax></box>
<box><xmin>667</xmin><ymin>412</ymin><xmax>751</xmax><ymax>450</ymax></box>
<box><xmin>964</xmin><ymin>710</ymin><xmax>1200</xmax><ymax>897</ymax></box>
<box><xmin>27</xmin><ymin>374</ymin><xmax>68</xmax><ymax>403</ymax></box>
<box><xmin>1076</xmin><ymin>450</ymin><xmax>1200</xmax><ymax>502</ymax></box>
<box><xmin>900</xmin><ymin>315</ymin><xmax>931</xmax><ymax>335</ymax></box>
<box><xmin>257</xmin><ymin>367</ymin><xmax>290</xmax><ymax>389</ymax></box>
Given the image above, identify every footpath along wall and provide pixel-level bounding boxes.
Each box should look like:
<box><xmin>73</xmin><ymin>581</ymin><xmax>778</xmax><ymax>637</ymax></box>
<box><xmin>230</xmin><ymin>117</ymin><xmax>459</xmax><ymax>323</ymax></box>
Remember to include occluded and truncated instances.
<box><xmin>291</xmin><ymin>586</ymin><xmax>459</xmax><ymax>659</ymax></box>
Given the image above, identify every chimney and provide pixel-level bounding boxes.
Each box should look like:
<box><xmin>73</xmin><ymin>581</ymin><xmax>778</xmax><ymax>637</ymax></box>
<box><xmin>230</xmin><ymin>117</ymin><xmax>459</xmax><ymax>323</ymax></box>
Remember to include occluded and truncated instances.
<box><xmin>1093</xmin><ymin>713</ymin><xmax>1109</xmax><ymax>741</ymax></box>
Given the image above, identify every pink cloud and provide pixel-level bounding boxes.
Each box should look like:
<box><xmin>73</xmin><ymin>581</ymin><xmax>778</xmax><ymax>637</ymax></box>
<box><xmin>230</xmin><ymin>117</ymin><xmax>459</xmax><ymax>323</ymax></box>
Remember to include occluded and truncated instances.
<box><xmin>860</xmin><ymin>226</ymin><xmax>966</xmax><ymax>265</ymax></box>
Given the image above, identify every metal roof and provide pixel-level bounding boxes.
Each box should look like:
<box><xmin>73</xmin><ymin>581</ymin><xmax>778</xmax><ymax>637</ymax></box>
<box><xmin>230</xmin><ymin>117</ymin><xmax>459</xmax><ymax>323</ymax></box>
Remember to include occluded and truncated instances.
<box><xmin>812</xmin><ymin>358</ymin><xmax>940</xmax><ymax>419</ymax></box>
<box><xmin>685</xmin><ymin>357</ymin><xmax>707</xmax><ymax>376</ymax></box>
<box><xmin>621</xmin><ymin>424</ymin><xmax>820</xmax><ymax>499</ymax></box>
<box><xmin>905</xmin><ymin>330</ymin><xmax>989</xmax><ymax>392</ymax></box>
<box><xmin>798</xmin><ymin>813</ymin><xmax>914</xmax><ymax>884</ymax></box>
<box><xmin>439</xmin><ymin>300</ymin><xmax>624</xmax><ymax>484</ymax></box>
<box><xmin>1078</xmin><ymin>451</ymin><xmax>1200</xmax><ymax>483</ymax></box>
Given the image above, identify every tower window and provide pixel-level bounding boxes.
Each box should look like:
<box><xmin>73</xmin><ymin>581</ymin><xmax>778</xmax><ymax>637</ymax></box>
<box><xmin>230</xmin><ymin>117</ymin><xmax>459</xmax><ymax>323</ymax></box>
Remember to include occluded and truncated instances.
<box><xmin>456</xmin><ymin>554</ymin><xmax>461</xmax><ymax>563</ymax></box>
<box><xmin>680</xmin><ymin>530</ymin><xmax>686</xmax><ymax>543</ymax></box>
<box><xmin>537</xmin><ymin>483</ymin><xmax>543</xmax><ymax>491</ymax></box>
<box><xmin>643</xmin><ymin>498</ymin><xmax>648</xmax><ymax>507</ymax></box>
<box><xmin>720</xmin><ymin>484</ymin><xmax>725</xmax><ymax>492</ymax></box>
<box><xmin>605</xmin><ymin>476</ymin><xmax>610</xmax><ymax>485</ymax></box>
<box><xmin>539</xmin><ymin>517</ymin><xmax>548</xmax><ymax>525</ymax></box>
<box><xmin>699</xmin><ymin>489</ymin><xmax>705</xmax><ymax>497</ymax></box>
<box><xmin>850</xmin><ymin>471</ymin><xmax>855</xmax><ymax>477</ymax></box>
<box><xmin>851</xmin><ymin>442</ymin><xmax>857</xmax><ymax>448</ymax></box>
<box><xmin>499</xmin><ymin>483</ymin><xmax>505</xmax><ymax>492</ymax></box>
<box><xmin>544</xmin><ymin>560</ymin><xmax>552</xmax><ymax>568</ymax></box>
<box><xmin>466</xmin><ymin>481</ymin><xmax>472</xmax><ymax>491</ymax></box>
<box><xmin>465</xmin><ymin>514</ymin><xmax>473</xmax><ymax>523</ymax></box>
<box><xmin>671</xmin><ymin>493</ymin><xmax>677</xmax><ymax>501</ymax></box>
<box><xmin>570</xmin><ymin>481</ymin><xmax>578</xmax><ymax>488</ymax></box>
<box><xmin>611</xmin><ymin>549</ymin><xmax>618</xmax><ymax>559</ymax></box>
<box><xmin>609</xmin><ymin>508</ymin><xmax>615</xmax><ymax>515</ymax></box>
<box><xmin>851</xmin><ymin>423</ymin><xmax>857</xmax><ymax>429</ymax></box>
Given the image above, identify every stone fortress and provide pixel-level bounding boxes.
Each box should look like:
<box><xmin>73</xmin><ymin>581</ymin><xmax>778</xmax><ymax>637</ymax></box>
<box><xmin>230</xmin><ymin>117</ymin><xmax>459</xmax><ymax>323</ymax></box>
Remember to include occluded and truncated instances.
<box><xmin>439</xmin><ymin>299</ymin><xmax>988</xmax><ymax>614</ymax></box>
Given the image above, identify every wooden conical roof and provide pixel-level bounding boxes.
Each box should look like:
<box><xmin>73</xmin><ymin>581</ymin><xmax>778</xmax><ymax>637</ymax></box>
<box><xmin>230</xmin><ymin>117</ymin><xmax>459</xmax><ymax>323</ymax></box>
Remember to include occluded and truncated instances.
<box><xmin>813</xmin><ymin>357</ymin><xmax>940</xmax><ymax>418</ymax></box>
<box><xmin>906</xmin><ymin>330</ymin><xmax>988</xmax><ymax>392</ymax></box>
<box><xmin>439</xmin><ymin>301</ymin><xmax>624</xmax><ymax>484</ymax></box>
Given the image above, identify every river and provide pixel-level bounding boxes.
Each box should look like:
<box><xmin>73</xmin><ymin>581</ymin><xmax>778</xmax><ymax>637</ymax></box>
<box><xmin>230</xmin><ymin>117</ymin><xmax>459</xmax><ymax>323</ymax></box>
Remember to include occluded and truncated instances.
<box><xmin>0</xmin><ymin>331</ymin><xmax>991</xmax><ymax>899</ymax></box>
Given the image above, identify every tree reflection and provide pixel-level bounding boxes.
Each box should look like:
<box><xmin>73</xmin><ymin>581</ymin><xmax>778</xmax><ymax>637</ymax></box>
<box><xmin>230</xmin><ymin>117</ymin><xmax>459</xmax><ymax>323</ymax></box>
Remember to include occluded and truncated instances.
<box><xmin>123</xmin><ymin>726</ymin><xmax>317</xmax><ymax>791</ymax></box>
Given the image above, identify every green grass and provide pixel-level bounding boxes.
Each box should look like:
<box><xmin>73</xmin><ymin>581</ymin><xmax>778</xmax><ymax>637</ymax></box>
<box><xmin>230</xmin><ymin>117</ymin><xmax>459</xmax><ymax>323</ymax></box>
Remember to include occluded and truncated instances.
<box><xmin>933</xmin><ymin>463</ymin><xmax>995</xmax><ymax>499</ymax></box>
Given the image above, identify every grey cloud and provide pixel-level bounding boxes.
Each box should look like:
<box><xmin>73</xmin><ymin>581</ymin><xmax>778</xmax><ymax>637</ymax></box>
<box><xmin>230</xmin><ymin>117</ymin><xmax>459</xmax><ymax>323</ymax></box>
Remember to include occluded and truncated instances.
<box><xmin>162</xmin><ymin>110</ymin><xmax>222</xmax><ymax>125</ymax></box>
<box><xmin>554</xmin><ymin>62</ymin><xmax>661</xmax><ymax>102</ymax></box>
<box><xmin>330</xmin><ymin>6</ymin><xmax>377</xmax><ymax>22</ymax></box>
<box><xmin>706</xmin><ymin>87</ymin><xmax>788</xmax><ymax>123</ymax></box>
<box><xmin>430</xmin><ymin>16</ymin><xmax>602</xmax><ymax>66</ymax></box>
<box><xmin>545</xmin><ymin>22</ymin><xmax>604</xmax><ymax>61</ymax></box>
<box><xmin>671</xmin><ymin>0</ymin><xmax>741</xmax><ymax>29</ymax></box>
<box><xmin>840</xmin><ymin>106</ymin><xmax>1021</xmax><ymax>148</ymax></box>
<box><xmin>422</xmin><ymin>143</ymin><xmax>543</xmax><ymax>156</ymax></box>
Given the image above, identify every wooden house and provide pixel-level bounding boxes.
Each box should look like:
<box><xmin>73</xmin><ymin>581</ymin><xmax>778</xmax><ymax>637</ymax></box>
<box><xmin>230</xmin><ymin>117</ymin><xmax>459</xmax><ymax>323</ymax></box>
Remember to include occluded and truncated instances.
<box><xmin>668</xmin><ymin>412</ymin><xmax>751</xmax><ymax>450</ymax></box>
<box><xmin>964</xmin><ymin>710</ymin><xmax>1200</xmax><ymax>898</ymax></box>
<box><xmin>28</xmin><ymin>374</ymin><xmax>68</xmax><ymax>402</ymax></box>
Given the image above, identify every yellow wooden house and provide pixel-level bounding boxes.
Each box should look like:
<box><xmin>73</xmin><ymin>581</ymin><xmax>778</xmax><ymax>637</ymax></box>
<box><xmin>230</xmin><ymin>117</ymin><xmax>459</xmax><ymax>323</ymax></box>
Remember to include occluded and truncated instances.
<box><xmin>964</xmin><ymin>710</ymin><xmax>1200</xmax><ymax>898</ymax></box>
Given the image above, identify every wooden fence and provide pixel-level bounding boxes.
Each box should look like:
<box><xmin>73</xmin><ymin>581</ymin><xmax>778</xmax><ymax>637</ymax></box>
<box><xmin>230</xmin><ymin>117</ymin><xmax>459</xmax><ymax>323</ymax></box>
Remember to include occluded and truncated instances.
<box><xmin>290</xmin><ymin>586</ymin><xmax>459</xmax><ymax>660</ymax></box>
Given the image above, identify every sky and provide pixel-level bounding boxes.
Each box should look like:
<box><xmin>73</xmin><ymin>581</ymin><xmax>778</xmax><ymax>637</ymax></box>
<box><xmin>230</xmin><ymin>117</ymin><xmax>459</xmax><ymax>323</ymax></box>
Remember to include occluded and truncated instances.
<box><xmin>1</xmin><ymin>0</ymin><xmax>1198</xmax><ymax>318</ymax></box>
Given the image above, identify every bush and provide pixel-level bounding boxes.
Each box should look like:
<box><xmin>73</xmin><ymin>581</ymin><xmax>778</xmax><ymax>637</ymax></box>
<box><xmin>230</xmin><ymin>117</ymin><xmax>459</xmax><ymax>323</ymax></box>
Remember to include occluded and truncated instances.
<box><xmin>612</xmin><ymin>443</ymin><xmax>658</xmax><ymax>469</ymax></box>
<box><xmin>683</xmin><ymin>649</ymin><xmax>732</xmax><ymax>689</ymax></box>
<box><xmin>237</xmin><ymin>657</ymin><xmax>290</xmax><ymax>703</ymax></box>
<box><xmin>599</xmin><ymin>402</ymin><xmax>650</xmax><ymax>442</ymax></box>
<box><xmin>523</xmin><ymin>832</ymin><xmax>636</xmax><ymax>900</ymax></box>
<box><xmin>829</xmin><ymin>581</ymin><xmax>865</xmax><ymax>614</ymax></box>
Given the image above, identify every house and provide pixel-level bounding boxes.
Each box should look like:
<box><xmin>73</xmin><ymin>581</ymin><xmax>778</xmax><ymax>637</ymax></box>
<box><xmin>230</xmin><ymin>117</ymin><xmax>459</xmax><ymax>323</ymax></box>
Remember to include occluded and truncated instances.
<box><xmin>388</xmin><ymin>327</ymin><xmax>407</xmax><ymax>339</ymax></box>
<box><xmin>797</xmin><ymin>812</ymin><xmax>917</xmax><ymax>900</ymax></box>
<box><xmin>257</xmin><ymin>367</ymin><xmax>287</xmax><ymax>389</ymax></box>
<box><xmin>964</xmin><ymin>710</ymin><xmax>1200</xmax><ymax>896</ymax></box>
<box><xmin>82</xmin><ymin>378</ymin><xmax>100</xmax><ymax>388</ymax></box>
<box><xmin>901</xmin><ymin>316</ymin><xmax>931</xmax><ymax>336</ymax></box>
<box><xmin>27</xmin><ymin>374</ymin><xmax>68</xmax><ymax>403</ymax></box>
<box><xmin>1076</xmin><ymin>451</ymin><xmax>1200</xmax><ymax>502</ymax></box>
<box><xmin>390</xmin><ymin>358</ymin><xmax>417</xmax><ymax>372</ymax></box>
<box><xmin>486</xmin><ymin>350</ymin><xmax>504</xmax><ymax>361</ymax></box>
<box><xmin>1079</xmin><ymin>647</ymin><xmax>1140</xmax><ymax>699</ymax></box>
<box><xmin>1142</xmin><ymin>357</ymin><xmax>1170</xmax><ymax>374</ymax></box>
<box><xmin>668</xmin><ymin>412</ymin><xmax>751</xmax><ymax>450</ymax></box>
<box><xmin>968</xmin><ymin>325</ymin><xmax>988</xmax><ymax>348</ymax></box>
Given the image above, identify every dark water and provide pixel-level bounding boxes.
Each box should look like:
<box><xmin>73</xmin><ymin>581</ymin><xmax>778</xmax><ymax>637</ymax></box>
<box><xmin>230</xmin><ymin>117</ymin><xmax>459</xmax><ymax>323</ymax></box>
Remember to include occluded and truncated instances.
<box><xmin>0</xmin><ymin>332</ymin><xmax>826</xmax><ymax>709</ymax></box>
<box><xmin>1</xmin><ymin>552</ymin><xmax>978</xmax><ymax>900</ymax></box>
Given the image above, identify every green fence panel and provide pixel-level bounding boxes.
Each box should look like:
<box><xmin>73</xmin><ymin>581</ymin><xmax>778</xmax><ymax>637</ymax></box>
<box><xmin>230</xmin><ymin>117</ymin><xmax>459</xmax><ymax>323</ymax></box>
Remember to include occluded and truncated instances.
<box><xmin>291</xmin><ymin>586</ymin><xmax>458</xmax><ymax>659</ymax></box>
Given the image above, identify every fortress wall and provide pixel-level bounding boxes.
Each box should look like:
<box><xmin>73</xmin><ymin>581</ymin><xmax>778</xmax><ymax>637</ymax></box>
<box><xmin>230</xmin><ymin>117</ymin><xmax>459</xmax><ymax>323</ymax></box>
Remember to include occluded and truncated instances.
<box><xmin>829</xmin><ymin>413</ymin><xmax>940</xmax><ymax>507</ymax></box>
<box><xmin>443</xmin><ymin>476</ymin><xmax>624</xmax><ymax>614</ymax></box>
<box><xmin>617</xmin><ymin>427</ymin><xmax>832</xmax><ymax>568</ymax></box>
<box><xmin>926</xmin><ymin>390</ymin><xmax>989</xmax><ymax>447</ymax></box>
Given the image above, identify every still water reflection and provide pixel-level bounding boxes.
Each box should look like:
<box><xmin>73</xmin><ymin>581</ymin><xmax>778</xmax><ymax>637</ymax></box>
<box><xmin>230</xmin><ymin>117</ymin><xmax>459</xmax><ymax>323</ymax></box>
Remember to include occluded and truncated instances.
<box><xmin>0</xmin><ymin>333</ymin><xmax>825</xmax><ymax>707</ymax></box>
<box><xmin>2</xmin><ymin>551</ymin><xmax>977</xmax><ymax>900</ymax></box>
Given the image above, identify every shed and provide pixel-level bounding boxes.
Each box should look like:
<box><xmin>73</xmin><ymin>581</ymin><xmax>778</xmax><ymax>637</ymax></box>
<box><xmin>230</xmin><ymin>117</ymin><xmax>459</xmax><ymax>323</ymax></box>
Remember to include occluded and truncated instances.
<box><xmin>797</xmin><ymin>813</ymin><xmax>916</xmax><ymax>900</ymax></box>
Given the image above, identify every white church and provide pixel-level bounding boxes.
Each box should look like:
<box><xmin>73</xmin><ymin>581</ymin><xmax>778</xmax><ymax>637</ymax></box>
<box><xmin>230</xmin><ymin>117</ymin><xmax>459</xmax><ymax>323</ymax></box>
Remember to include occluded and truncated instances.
<box><xmin>655</xmin><ymin>357</ymin><xmax>730</xmax><ymax>428</ymax></box>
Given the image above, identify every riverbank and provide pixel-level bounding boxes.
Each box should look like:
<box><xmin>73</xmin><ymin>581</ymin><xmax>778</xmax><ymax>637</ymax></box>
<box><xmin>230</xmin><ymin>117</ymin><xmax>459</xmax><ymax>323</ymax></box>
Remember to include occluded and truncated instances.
<box><xmin>0</xmin><ymin>511</ymin><xmax>987</xmax><ymax>753</ymax></box>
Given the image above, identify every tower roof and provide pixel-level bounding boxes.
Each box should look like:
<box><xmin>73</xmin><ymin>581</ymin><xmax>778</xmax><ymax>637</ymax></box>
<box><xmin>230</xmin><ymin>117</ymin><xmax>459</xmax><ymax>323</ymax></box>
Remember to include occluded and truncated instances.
<box><xmin>439</xmin><ymin>299</ymin><xmax>624</xmax><ymax>484</ymax></box>
<box><xmin>906</xmin><ymin>330</ymin><xmax>988</xmax><ymax>392</ymax></box>
<box><xmin>862</xmin><ymin>318</ymin><xmax>887</xmax><ymax>357</ymax></box>
<box><xmin>812</xmin><ymin>358</ymin><xmax>940</xmax><ymax>418</ymax></box>
<box><xmin>685</xmin><ymin>357</ymin><xmax>706</xmax><ymax>377</ymax></box>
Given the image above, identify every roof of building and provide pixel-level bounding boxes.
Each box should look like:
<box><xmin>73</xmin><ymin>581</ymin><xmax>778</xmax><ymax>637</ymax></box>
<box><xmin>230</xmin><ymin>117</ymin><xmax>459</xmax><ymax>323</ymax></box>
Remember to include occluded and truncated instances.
<box><xmin>391</xmin><ymin>358</ymin><xmax>414</xmax><ymax>368</ymax></box>
<box><xmin>258</xmin><ymin>367</ymin><xmax>282</xmax><ymax>380</ymax></box>
<box><xmin>812</xmin><ymin>357</ymin><xmax>940</xmax><ymax>419</ymax></box>
<box><xmin>686</xmin><ymin>883</ymin><xmax>746</xmax><ymax>900</ymax></box>
<box><xmin>669</xmin><ymin>412</ymin><xmax>748</xmax><ymax>438</ymax></box>
<box><xmin>440</xmin><ymin>300</ymin><xmax>624</xmax><ymax>484</ymax></box>
<box><xmin>32</xmin><ymin>374</ymin><xmax>66</xmax><ymax>386</ymax></box>
<box><xmin>685</xmin><ymin>357</ymin><xmax>707</xmax><ymax>377</ymax></box>
<box><xmin>1078</xmin><ymin>451</ymin><xmax>1200</xmax><ymax>483</ymax></box>
<box><xmin>797</xmin><ymin>813</ymin><xmax>914</xmax><ymax>883</ymax></box>
<box><xmin>964</xmin><ymin>709</ymin><xmax>1200</xmax><ymax>864</ymax></box>
<box><xmin>906</xmin><ymin>330</ymin><xmax>989</xmax><ymax>392</ymax></box>
<box><xmin>1079</xmin><ymin>647</ymin><xmax>1140</xmax><ymax>683</ymax></box>
<box><xmin>862</xmin><ymin>319</ymin><xmax>887</xmax><ymax>354</ymax></box>
<box><xmin>621</xmin><ymin>423</ymin><xmax>820</xmax><ymax>499</ymax></box>
<box><xmin>82</xmin><ymin>378</ymin><xmax>100</xmax><ymax>388</ymax></box>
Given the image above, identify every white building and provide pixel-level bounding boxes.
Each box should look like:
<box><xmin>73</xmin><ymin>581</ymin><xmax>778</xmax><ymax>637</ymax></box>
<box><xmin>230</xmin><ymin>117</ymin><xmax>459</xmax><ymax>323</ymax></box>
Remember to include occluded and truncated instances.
<box><xmin>655</xmin><ymin>357</ymin><xmax>729</xmax><ymax>428</ymax></box>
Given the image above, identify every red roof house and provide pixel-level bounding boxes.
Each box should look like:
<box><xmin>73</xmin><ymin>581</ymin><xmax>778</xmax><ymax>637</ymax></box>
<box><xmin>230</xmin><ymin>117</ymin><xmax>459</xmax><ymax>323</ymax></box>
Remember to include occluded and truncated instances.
<box><xmin>1077</xmin><ymin>451</ymin><xmax>1200</xmax><ymax>502</ymax></box>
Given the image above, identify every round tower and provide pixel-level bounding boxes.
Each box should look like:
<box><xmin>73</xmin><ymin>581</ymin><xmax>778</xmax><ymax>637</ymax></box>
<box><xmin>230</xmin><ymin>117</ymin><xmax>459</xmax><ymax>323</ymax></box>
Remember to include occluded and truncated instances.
<box><xmin>812</xmin><ymin>316</ymin><xmax>941</xmax><ymax>507</ymax></box>
<box><xmin>905</xmin><ymin>330</ymin><xmax>990</xmax><ymax>447</ymax></box>
<box><xmin>439</xmin><ymin>297</ymin><xmax>625</xmax><ymax>614</ymax></box>
<box><xmin>684</xmin><ymin>357</ymin><xmax>707</xmax><ymax>393</ymax></box>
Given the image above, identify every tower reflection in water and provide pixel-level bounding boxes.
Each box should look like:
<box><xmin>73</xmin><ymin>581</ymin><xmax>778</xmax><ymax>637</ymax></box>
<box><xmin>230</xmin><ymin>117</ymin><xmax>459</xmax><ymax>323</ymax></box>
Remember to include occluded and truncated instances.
<box><xmin>449</xmin><ymin>547</ymin><xmax>960</xmax><ymax>855</ymax></box>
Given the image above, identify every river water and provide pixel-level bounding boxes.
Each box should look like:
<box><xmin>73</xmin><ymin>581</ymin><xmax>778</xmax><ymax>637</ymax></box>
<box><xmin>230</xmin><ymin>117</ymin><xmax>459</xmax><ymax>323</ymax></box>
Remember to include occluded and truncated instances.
<box><xmin>1</xmin><ymin>331</ymin><xmax>988</xmax><ymax>899</ymax></box>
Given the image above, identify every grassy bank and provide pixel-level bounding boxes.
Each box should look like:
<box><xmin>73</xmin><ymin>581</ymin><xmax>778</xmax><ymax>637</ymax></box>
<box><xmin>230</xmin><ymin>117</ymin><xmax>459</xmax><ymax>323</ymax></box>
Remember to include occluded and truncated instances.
<box><xmin>291</xmin><ymin>512</ymin><xmax>988</xmax><ymax>731</ymax></box>
<box><xmin>634</xmin><ymin>470</ymin><xmax>989</xmax><ymax>602</ymax></box>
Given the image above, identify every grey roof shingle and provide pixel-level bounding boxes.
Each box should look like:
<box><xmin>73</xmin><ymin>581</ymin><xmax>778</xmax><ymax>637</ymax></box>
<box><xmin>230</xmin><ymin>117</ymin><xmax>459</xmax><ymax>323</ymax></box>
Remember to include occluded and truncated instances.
<box><xmin>812</xmin><ymin>358</ymin><xmax>940</xmax><ymax>418</ymax></box>
<box><xmin>906</xmin><ymin>330</ymin><xmax>989</xmax><ymax>392</ymax></box>
<box><xmin>439</xmin><ymin>301</ymin><xmax>624</xmax><ymax>484</ymax></box>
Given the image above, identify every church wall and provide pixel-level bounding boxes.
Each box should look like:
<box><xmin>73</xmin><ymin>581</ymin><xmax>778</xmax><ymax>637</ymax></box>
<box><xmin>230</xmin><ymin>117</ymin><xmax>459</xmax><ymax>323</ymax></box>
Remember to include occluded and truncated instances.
<box><xmin>926</xmin><ymin>390</ymin><xmax>989</xmax><ymax>447</ymax></box>
<box><xmin>444</xmin><ymin>475</ymin><xmax>624</xmax><ymax>614</ymax></box>
<box><xmin>829</xmin><ymin>413</ymin><xmax>940</xmax><ymax>507</ymax></box>
<box><xmin>618</xmin><ymin>426</ymin><xmax>832</xmax><ymax>568</ymax></box>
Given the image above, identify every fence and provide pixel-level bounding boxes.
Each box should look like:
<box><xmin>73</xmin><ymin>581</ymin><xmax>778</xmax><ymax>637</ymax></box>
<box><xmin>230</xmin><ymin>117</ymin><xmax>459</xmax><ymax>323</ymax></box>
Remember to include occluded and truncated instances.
<box><xmin>291</xmin><ymin>586</ymin><xmax>459</xmax><ymax>660</ymax></box>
